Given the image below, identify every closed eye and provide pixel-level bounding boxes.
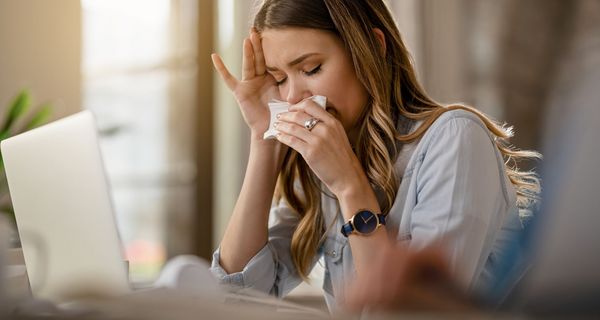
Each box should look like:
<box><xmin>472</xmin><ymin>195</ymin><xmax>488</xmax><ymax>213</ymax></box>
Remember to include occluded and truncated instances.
<box><xmin>304</xmin><ymin>64</ymin><xmax>322</xmax><ymax>76</ymax></box>
<box><xmin>275</xmin><ymin>64</ymin><xmax>322</xmax><ymax>86</ymax></box>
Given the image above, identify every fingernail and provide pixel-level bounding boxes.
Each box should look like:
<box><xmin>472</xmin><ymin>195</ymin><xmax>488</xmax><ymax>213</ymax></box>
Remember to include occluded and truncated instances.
<box><xmin>276</xmin><ymin>114</ymin><xmax>281</xmax><ymax>120</ymax></box>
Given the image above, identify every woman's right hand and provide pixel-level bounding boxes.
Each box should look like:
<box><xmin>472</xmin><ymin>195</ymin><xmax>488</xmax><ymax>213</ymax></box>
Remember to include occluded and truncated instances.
<box><xmin>211</xmin><ymin>28</ymin><xmax>280</xmax><ymax>140</ymax></box>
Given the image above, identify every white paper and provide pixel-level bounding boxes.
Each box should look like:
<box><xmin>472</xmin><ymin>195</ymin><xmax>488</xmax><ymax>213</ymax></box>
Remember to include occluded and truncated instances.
<box><xmin>263</xmin><ymin>95</ymin><xmax>327</xmax><ymax>140</ymax></box>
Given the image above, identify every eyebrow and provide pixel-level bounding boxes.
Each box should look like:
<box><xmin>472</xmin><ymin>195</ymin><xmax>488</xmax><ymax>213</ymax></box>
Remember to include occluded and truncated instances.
<box><xmin>266</xmin><ymin>53</ymin><xmax>320</xmax><ymax>72</ymax></box>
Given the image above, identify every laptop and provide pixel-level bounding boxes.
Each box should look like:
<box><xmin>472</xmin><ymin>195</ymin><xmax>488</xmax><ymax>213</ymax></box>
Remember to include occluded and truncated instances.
<box><xmin>0</xmin><ymin>111</ymin><xmax>260</xmax><ymax>315</ymax></box>
<box><xmin>1</xmin><ymin>110</ymin><xmax>131</xmax><ymax>303</ymax></box>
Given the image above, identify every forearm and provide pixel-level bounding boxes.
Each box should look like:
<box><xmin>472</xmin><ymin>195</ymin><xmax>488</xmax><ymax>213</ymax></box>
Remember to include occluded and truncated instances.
<box><xmin>219</xmin><ymin>137</ymin><xmax>286</xmax><ymax>273</ymax></box>
<box><xmin>337</xmin><ymin>164</ymin><xmax>389</xmax><ymax>276</ymax></box>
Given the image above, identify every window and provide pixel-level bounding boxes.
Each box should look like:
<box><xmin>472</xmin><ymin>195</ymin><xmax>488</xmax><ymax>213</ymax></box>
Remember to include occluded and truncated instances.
<box><xmin>82</xmin><ymin>0</ymin><xmax>199</xmax><ymax>283</ymax></box>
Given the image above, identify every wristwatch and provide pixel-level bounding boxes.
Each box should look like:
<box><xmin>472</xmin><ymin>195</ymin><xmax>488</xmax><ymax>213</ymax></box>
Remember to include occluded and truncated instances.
<box><xmin>341</xmin><ymin>209</ymin><xmax>386</xmax><ymax>237</ymax></box>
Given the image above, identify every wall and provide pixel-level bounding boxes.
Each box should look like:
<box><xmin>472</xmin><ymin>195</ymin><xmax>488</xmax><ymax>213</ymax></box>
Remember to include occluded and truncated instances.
<box><xmin>212</xmin><ymin>0</ymin><xmax>255</xmax><ymax>249</ymax></box>
<box><xmin>0</xmin><ymin>0</ymin><xmax>81</xmax><ymax>119</ymax></box>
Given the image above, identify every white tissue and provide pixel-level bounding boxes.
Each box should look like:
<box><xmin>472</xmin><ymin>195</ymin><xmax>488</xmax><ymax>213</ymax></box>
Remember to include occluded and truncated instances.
<box><xmin>263</xmin><ymin>95</ymin><xmax>327</xmax><ymax>140</ymax></box>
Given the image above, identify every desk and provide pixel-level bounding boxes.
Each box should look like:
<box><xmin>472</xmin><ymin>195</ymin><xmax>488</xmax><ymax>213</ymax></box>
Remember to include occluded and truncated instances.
<box><xmin>9</xmin><ymin>291</ymin><xmax>500</xmax><ymax>320</ymax></box>
<box><xmin>1</xmin><ymin>250</ymin><xmax>494</xmax><ymax>319</ymax></box>
<box><xmin>3</xmin><ymin>248</ymin><xmax>330</xmax><ymax>319</ymax></box>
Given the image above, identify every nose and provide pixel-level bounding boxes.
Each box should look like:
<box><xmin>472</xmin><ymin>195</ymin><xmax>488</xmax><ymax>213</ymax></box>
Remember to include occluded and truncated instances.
<box><xmin>285</xmin><ymin>79</ymin><xmax>311</xmax><ymax>105</ymax></box>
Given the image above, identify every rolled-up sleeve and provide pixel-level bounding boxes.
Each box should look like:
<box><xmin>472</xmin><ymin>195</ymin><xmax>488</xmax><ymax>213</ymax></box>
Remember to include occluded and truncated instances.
<box><xmin>409</xmin><ymin>115</ymin><xmax>509</xmax><ymax>289</ymax></box>
<box><xmin>209</xmin><ymin>201</ymin><xmax>306</xmax><ymax>297</ymax></box>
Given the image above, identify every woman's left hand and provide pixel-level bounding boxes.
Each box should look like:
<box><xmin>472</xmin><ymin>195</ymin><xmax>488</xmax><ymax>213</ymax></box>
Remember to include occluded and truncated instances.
<box><xmin>274</xmin><ymin>99</ymin><xmax>364</xmax><ymax>197</ymax></box>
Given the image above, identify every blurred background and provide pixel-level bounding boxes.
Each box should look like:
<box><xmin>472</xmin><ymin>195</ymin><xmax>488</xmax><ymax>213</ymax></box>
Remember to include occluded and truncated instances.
<box><xmin>0</xmin><ymin>0</ymin><xmax>598</xmax><ymax>291</ymax></box>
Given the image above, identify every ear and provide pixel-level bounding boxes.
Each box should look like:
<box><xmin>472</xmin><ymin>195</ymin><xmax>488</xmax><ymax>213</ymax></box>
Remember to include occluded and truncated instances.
<box><xmin>373</xmin><ymin>28</ymin><xmax>386</xmax><ymax>56</ymax></box>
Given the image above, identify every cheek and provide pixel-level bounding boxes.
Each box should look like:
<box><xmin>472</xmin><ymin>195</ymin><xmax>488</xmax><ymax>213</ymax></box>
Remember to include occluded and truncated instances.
<box><xmin>320</xmin><ymin>69</ymin><xmax>368</xmax><ymax>129</ymax></box>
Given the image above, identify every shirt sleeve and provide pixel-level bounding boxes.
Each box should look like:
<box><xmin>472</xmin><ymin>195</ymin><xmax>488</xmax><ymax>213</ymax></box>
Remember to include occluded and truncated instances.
<box><xmin>209</xmin><ymin>200</ymin><xmax>308</xmax><ymax>298</ymax></box>
<box><xmin>409</xmin><ymin>115</ymin><xmax>510</xmax><ymax>289</ymax></box>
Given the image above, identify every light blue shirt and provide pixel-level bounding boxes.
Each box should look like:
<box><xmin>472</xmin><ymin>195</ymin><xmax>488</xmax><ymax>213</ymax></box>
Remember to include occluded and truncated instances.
<box><xmin>210</xmin><ymin>109</ymin><xmax>523</xmax><ymax>312</ymax></box>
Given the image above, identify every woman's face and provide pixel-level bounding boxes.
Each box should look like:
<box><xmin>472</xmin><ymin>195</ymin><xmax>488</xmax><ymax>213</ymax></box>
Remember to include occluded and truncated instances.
<box><xmin>261</xmin><ymin>27</ymin><xmax>369</xmax><ymax>139</ymax></box>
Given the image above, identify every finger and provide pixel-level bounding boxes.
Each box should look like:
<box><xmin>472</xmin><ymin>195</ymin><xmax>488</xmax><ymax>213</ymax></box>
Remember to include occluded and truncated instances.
<box><xmin>241</xmin><ymin>38</ymin><xmax>256</xmax><ymax>81</ymax></box>
<box><xmin>275</xmin><ymin>132</ymin><xmax>308</xmax><ymax>155</ymax></box>
<box><xmin>276</xmin><ymin>110</ymin><xmax>314</xmax><ymax>127</ymax></box>
<box><xmin>279</xmin><ymin>108</ymin><xmax>330</xmax><ymax>139</ymax></box>
<box><xmin>274</xmin><ymin>121</ymin><xmax>315</xmax><ymax>144</ymax></box>
<box><xmin>211</xmin><ymin>53</ymin><xmax>238</xmax><ymax>91</ymax></box>
<box><xmin>250</xmin><ymin>28</ymin><xmax>266</xmax><ymax>76</ymax></box>
<box><xmin>277</xmin><ymin>112</ymin><xmax>326</xmax><ymax>144</ymax></box>
<box><xmin>289</xmin><ymin>99</ymin><xmax>336</xmax><ymax>125</ymax></box>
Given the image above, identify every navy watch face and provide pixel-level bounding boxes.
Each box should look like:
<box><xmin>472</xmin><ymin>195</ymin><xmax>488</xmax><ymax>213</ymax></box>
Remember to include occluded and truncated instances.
<box><xmin>352</xmin><ymin>210</ymin><xmax>378</xmax><ymax>234</ymax></box>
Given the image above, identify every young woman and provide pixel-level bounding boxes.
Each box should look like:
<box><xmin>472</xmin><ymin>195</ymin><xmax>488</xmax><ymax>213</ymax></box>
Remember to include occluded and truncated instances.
<box><xmin>209</xmin><ymin>0</ymin><xmax>540</xmax><ymax>312</ymax></box>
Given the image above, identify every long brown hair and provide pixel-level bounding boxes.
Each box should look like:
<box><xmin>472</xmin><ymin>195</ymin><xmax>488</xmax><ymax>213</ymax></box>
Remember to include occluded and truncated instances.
<box><xmin>254</xmin><ymin>0</ymin><xmax>541</xmax><ymax>280</ymax></box>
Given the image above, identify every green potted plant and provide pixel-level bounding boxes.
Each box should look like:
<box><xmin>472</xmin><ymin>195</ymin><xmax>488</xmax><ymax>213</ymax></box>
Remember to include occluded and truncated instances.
<box><xmin>0</xmin><ymin>90</ymin><xmax>52</xmax><ymax>247</ymax></box>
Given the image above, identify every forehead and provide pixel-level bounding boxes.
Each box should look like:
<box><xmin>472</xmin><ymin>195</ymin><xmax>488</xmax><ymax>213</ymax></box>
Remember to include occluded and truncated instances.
<box><xmin>261</xmin><ymin>27</ymin><xmax>344</xmax><ymax>67</ymax></box>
